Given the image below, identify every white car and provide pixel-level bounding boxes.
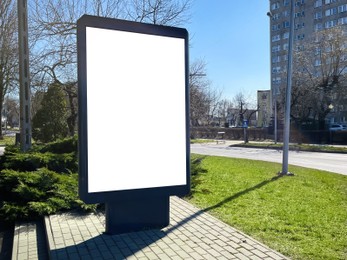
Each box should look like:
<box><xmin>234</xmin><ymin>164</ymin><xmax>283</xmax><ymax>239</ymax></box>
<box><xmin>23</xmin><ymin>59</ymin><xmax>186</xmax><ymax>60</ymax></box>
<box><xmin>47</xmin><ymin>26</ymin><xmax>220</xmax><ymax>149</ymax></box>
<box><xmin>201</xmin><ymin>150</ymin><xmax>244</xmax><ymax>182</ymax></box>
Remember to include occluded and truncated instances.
<box><xmin>329</xmin><ymin>124</ymin><xmax>346</xmax><ymax>131</ymax></box>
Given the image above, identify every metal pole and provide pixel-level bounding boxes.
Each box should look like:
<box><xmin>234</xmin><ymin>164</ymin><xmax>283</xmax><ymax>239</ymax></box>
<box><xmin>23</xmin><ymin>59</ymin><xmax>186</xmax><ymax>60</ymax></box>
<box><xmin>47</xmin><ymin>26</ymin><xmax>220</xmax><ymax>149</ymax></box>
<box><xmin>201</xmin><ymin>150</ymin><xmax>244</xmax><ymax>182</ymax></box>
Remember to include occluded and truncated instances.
<box><xmin>274</xmin><ymin>90</ymin><xmax>277</xmax><ymax>144</ymax></box>
<box><xmin>281</xmin><ymin>0</ymin><xmax>295</xmax><ymax>175</ymax></box>
<box><xmin>18</xmin><ymin>0</ymin><xmax>32</xmax><ymax>151</ymax></box>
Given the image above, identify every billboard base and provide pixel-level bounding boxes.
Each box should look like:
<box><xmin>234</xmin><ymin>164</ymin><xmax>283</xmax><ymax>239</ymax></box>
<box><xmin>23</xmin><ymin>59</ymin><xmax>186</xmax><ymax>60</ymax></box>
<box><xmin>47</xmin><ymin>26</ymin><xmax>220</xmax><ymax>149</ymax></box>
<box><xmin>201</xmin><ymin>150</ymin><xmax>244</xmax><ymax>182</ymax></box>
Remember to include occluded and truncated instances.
<box><xmin>105</xmin><ymin>196</ymin><xmax>170</xmax><ymax>235</ymax></box>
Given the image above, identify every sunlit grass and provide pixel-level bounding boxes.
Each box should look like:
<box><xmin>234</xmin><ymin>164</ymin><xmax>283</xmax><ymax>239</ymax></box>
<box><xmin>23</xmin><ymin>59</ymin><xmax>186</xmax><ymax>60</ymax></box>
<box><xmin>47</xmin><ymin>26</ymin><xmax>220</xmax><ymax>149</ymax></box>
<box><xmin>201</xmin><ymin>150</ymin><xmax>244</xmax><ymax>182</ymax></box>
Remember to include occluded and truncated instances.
<box><xmin>188</xmin><ymin>154</ymin><xmax>347</xmax><ymax>260</ymax></box>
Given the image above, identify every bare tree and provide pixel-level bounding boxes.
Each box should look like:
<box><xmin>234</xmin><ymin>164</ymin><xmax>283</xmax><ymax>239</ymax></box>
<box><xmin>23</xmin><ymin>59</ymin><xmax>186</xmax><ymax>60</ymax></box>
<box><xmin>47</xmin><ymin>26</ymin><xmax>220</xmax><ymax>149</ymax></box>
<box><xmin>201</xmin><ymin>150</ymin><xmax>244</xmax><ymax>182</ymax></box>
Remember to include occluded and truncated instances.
<box><xmin>29</xmin><ymin>0</ymin><xmax>125</xmax><ymax>87</ymax></box>
<box><xmin>126</xmin><ymin>0</ymin><xmax>192</xmax><ymax>26</ymax></box>
<box><xmin>28</xmin><ymin>0</ymin><xmax>127</xmax><ymax>135</ymax></box>
<box><xmin>29</xmin><ymin>0</ymin><xmax>191</xmax><ymax>87</ymax></box>
<box><xmin>189</xmin><ymin>59</ymin><xmax>208</xmax><ymax>126</ymax></box>
<box><xmin>217</xmin><ymin>99</ymin><xmax>233</xmax><ymax>127</ymax></box>
<box><xmin>292</xmin><ymin>26</ymin><xmax>347</xmax><ymax>129</ymax></box>
<box><xmin>232</xmin><ymin>92</ymin><xmax>257</xmax><ymax>126</ymax></box>
<box><xmin>0</xmin><ymin>0</ymin><xmax>17</xmax><ymax>138</ymax></box>
<box><xmin>205</xmin><ymin>88</ymin><xmax>223</xmax><ymax>126</ymax></box>
<box><xmin>28</xmin><ymin>0</ymin><xmax>192</xmax><ymax>134</ymax></box>
<box><xmin>3</xmin><ymin>96</ymin><xmax>20</xmax><ymax>128</ymax></box>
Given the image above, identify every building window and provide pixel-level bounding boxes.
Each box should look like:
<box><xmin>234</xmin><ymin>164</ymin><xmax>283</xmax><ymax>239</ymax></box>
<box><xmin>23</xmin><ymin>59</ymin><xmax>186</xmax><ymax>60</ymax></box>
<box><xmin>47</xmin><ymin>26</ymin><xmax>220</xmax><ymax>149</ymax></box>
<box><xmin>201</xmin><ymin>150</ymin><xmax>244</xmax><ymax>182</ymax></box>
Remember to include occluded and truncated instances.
<box><xmin>296</xmin><ymin>34</ymin><xmax>305</xmax><ymax>40</ymax></box>
<box><xmin>325</xmin><ymin>7</ymin><xmax>338</xmax><ymax>16</ymax></box>
<box><xmin>338</xmin><ymin>4</ymin><xmax>347</xmax><ymax>13</ymax></box>
<box><xmin>295</xmin><ymin>11</ymin><xmax>305</xmax><ymax>17</ymax></box>
<box><xmin>325</xmin><ymin>0</ymin><xmax>337</xmax><ymax>4</ymax></box>
<box><xmin>295</xmin><ymin>22</ymin><xmax>305</xmax><ymax>29</ymax></box>
<box><xmin>283</xmin><ymin>0</ymin><xmax>289</xmax><ymax>6</ymax></box>
<box><xmin>315</xmin><ymin>23</ymin><xmax>323</xmax><ymax>30</ymax></box>
<box><xmin>338</xmin><ymin>17</ymin><xmax>347</xmax><ymax>25</ymax></box>
<box><xmin>283</xmin><ymin>10</ymin><xmax>289</xmax><ymax>17</ymax></box>
<box><xmin>272</xmin><ymin>77</ymin><xmax>282</xmax><ymax>84</ymax></box>
<box><xmin>272</xmin><ymin>66</ymin><xmax>281</xmax><ymax>73</ymax></box>
<box><xmin>272</xmin><ymin>45</ymin><xmax>281</xmax><ymax>52</ymax></box>
<box><xmin>315</xmin><ymin>47</ymin><xmax>321</xmax><ymax>55</ymax></box>
<box><xmin>272</xmin><ymin>13</ymin><xmax>281</xmax><ymax>20</ymax></box>
<box><xmin>325</xmin><ymin>19</ymin><xmax>337</xmax><ymax>28</ymax></box>
<box><xmin>272</xmin><ymin>56</ymin><xmax>281</xmax><ymax>63</ymax></box>
<box><xmin>283</xmin><ymin>43</ymin><xmax>289</xmax><ymax>50</ymax></box>
<box><xmin>272</xmin><ymin>2</ymin><xmax>280</xmax><ymax>10</ymax></box>
<box><xmin>272</xmin><ymin>24</ymin><xmax>281</xmax><ymax>31</ymax></box>
<box><xmin>314</xmin><ymin>11</ymin><xmax>322</xmax><ymax>19</ymax></box>
<box><xmin>315</xmin><ymin>0</ymin><xmax>322</xmax><ymax>8</ymax></box>
<box><xmin>315</xmin><ymin>59</ymin><xmax>321</xmax><ymax>66</ymax></box>
<box><xmin>295</xmin><ymin>0</ymin><xmax>305</xmax><ymax>7</ymax></box>
<box><xmin>283</xmin><ymin>21</ymin><xmax>290</xmax><ymax>28</ymax></box>
<box><xmin>272</xmin><ymin>34</ymin><xmax>281</xmax><ymax>42</ymax></box>
<box><xmin>283</xmin><ymin>32</ymin><xmax>289</xmax><ymax>39</ymax></box>
<box><xmin>296</xmin><ymin>45</ymin><xmax>304</xmax><ymax>51</ymax></box>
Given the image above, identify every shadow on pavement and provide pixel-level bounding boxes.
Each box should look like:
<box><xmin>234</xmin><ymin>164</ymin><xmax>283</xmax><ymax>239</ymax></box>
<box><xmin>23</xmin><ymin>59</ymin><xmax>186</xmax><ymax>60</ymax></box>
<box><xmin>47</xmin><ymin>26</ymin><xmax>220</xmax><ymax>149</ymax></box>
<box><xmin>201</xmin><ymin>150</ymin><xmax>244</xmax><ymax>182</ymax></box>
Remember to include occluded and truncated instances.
<box><xmin>0</xmin><ymin>221</ymin><xmax>14</xmax><ymax>260</ymax></box>
<box><xmin>50</xmin><ymin>175</ymin><xmax>283</xmax><ymax>259</ymax></box>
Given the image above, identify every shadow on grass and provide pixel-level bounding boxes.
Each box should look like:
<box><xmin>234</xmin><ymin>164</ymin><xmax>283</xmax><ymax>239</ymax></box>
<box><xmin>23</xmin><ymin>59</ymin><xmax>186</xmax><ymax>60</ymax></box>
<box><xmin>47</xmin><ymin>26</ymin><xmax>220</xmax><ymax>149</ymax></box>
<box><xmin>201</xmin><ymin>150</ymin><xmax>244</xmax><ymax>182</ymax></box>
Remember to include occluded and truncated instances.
<box><xmin>166</xmin><ymin>174</ymin><xmax>284</xmax><ymax>235</ymax></box>
<box><xmin>203</xmin><ymin>174</ymin><xmax>283</xmax><ymax>213</ymax></box>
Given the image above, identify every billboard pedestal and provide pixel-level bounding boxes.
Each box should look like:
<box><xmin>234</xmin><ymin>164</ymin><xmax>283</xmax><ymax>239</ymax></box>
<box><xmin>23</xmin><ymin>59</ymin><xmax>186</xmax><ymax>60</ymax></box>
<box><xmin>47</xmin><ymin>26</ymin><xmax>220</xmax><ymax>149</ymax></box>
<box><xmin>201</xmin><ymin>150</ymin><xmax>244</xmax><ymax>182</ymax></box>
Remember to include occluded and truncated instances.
<box><xmin>105</xmin><ymin>196</ymin><xmax>170</xmax><ymax>235</ymax></box>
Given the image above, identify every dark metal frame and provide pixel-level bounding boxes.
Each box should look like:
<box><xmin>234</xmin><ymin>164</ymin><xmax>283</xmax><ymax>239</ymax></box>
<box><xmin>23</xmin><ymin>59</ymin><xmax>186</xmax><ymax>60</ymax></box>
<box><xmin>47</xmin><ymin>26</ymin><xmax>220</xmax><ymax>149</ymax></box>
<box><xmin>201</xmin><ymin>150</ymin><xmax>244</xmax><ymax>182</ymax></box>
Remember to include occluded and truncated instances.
<box><xmin>77</xmin><ymin>15</ymin><xmax>190</xmax><ymax>205</ymax></box>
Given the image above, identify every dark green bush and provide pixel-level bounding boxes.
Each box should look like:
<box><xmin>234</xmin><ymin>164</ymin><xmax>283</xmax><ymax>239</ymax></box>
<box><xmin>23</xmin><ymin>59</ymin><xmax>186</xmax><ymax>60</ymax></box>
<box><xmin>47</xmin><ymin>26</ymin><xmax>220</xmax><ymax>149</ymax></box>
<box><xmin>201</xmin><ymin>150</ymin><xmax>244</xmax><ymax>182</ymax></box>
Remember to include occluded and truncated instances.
<box><xmin>0</xmin><ymin>168</ymin><xmax>95</xmax><ymax>221</ymax></box>
<box><xmin>37</xmin><ymin>136</ymin><xmax>78</xmax><ymax>154</ymax></box>
<box><xmin>0</xmin><ymin>137</ymin><xmax>95</xmax><ymax>221</ymax></box>
<box><xmin>0</xmin><ymin>152</ymin><xmax>77</xmax><ymax>173</ymax></box>
<box><xmin>32</xmin><ymin>82</ymin><xmax>69</xmax><ymax>143</ymax></box>
<box><xmin>0</xmin><ymin>136</ymin><xmax>78</xmax><ymax>173</ymax></box>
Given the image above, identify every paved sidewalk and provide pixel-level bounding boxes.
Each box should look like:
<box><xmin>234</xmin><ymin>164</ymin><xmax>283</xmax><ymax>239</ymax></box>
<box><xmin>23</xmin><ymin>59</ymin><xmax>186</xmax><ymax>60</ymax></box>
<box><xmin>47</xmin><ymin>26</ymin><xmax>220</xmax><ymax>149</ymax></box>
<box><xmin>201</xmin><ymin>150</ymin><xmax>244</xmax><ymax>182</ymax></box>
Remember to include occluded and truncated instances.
<box><xmin>12</xmin><ymin>220</ymin><xmax>48</xmax><ymax>260</ymax></box>
<box><xmin>13</xmin><ymin>196</ymin><xmax>289</xmax><ymax>260</ymax></box>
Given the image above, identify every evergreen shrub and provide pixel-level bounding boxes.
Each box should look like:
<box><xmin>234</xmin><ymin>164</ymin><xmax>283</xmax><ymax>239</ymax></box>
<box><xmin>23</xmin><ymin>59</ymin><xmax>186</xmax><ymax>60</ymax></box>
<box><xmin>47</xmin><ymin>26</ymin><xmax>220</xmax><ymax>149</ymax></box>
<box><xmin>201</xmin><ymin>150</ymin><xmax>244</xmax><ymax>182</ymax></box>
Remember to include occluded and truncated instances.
<box><xmin>0</xmin><ymin>137</ymin><xmax>95</xmax><ymax>221</ymax></box>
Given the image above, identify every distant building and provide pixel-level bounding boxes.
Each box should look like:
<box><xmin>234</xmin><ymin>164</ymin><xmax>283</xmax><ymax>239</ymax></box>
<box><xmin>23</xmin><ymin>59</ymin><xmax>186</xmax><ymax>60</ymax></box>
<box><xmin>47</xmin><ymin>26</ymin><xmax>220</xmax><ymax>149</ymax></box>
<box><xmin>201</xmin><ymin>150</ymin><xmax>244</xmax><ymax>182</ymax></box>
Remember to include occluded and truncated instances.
<box><xmin>268</xmin><ymin>0</ymin><xmax>347</xmax><ymax>125</ymax></box>
<box><xmin>257</xmin><ymin>90</ymin><xmax>272</xmax><ymax>127</ymax></box>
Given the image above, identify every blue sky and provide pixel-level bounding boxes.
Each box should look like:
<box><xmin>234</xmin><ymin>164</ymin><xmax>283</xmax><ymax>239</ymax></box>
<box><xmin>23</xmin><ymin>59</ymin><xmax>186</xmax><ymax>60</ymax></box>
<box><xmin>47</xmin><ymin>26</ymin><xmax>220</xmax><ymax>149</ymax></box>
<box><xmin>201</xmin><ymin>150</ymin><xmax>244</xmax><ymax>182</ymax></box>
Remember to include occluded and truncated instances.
<box><xmin>186</xmin><ymin>1</ymin><xmax>270</xmax><ymax>101</ymax></box>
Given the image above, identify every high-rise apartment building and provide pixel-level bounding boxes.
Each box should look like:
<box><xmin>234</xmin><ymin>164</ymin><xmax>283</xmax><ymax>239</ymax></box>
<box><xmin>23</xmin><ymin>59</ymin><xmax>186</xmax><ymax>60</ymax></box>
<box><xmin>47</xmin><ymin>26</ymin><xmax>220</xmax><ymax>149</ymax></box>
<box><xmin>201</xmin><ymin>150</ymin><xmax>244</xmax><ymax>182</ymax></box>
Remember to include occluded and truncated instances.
<box><xmin>268</xmin><ymin>0</ymin><xmax>347</xmax><ymax>124</ymax></box>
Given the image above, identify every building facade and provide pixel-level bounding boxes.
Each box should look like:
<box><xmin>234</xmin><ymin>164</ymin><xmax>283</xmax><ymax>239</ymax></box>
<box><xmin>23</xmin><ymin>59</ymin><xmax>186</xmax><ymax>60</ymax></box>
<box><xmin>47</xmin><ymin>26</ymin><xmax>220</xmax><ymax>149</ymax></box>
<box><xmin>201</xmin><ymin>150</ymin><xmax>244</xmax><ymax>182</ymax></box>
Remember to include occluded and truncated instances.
<box><xmin>268</xmin><ymin>0</ymin><xmax>347</xmax><ymax>125</ymax></box>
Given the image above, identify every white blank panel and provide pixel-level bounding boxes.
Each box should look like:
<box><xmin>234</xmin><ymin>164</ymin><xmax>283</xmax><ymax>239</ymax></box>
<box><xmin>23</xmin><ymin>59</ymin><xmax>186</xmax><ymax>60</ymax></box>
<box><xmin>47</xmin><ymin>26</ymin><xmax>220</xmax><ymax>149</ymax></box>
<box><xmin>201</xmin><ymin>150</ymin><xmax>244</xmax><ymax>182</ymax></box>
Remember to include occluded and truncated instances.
<box><xmin>85</xmin><ymin>27</ymin><xmax>187</xmax><ymax>193</ymax></box>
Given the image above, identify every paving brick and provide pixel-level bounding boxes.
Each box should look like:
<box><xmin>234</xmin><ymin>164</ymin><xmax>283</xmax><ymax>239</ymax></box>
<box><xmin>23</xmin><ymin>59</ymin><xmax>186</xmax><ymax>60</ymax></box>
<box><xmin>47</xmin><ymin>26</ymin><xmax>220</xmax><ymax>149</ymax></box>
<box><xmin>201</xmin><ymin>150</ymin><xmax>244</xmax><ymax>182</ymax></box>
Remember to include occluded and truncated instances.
<box><xmin>252</xmin><ymin>248</ymin><xmax>269</xmax><ymax>258</ymax></box>
<box><xmin>207</xmin><ymin>248</ymin><xmax>222</xmax><ymax>257</ymax></box>
<box><xmin>13</xmin><ymin>196</ymin><xmax>290</xmax><ymax>260</ymax></box>
<box><xmin>266</xmin><ymin>251</ymin><xmax>288</xmax><ymax>260</ymax></box>
<box><xmin>234</xmin><ymin>252</ymin><xmax>250</xmax><ymax>260</ymax></box>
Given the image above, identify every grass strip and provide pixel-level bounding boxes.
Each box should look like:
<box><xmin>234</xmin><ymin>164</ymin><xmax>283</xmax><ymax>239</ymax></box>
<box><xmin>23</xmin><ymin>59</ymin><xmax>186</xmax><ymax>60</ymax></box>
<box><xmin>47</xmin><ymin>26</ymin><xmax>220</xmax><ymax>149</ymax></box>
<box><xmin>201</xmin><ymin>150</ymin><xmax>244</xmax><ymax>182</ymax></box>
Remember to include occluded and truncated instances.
<box><xmin>235</xmin><ymin>142</ymin><xmax>347</xmax><ymax>153</ymax></box>
<box><xmin>188</xmin><ymin>154</ymin><xmax>347</xmax><ymax>260</ymax></box>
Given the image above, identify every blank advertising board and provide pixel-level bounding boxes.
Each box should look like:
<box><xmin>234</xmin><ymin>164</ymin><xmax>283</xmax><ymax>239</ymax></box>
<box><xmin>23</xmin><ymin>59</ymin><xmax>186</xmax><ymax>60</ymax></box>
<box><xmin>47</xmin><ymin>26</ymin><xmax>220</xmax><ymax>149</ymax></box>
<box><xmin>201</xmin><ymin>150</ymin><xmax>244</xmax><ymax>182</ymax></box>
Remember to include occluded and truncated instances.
<box><xmin>77</xmin><ymin>15</ymin><xmax>190</xmax><ymax>203</ymax></box>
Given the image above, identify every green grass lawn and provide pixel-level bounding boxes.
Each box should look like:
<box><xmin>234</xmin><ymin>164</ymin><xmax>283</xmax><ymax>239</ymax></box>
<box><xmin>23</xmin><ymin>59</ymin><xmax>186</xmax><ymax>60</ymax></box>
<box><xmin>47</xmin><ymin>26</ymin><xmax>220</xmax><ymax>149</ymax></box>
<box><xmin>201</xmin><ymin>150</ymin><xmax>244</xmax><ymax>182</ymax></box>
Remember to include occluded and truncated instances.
<box><xmin>187</xmin><ymin>154</ymin><xmax>347</xmax><ymax>260</ymax></box>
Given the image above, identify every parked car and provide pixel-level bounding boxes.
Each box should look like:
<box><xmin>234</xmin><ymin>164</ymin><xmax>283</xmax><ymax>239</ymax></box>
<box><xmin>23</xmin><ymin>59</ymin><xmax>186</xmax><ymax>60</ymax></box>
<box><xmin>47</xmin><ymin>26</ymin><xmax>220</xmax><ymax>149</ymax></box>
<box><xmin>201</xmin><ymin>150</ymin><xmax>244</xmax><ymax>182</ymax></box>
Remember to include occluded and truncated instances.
<box><xmin>329</xmin><ymin>124</ymin><xmax>347</xmax><ymax>131</ymax></box>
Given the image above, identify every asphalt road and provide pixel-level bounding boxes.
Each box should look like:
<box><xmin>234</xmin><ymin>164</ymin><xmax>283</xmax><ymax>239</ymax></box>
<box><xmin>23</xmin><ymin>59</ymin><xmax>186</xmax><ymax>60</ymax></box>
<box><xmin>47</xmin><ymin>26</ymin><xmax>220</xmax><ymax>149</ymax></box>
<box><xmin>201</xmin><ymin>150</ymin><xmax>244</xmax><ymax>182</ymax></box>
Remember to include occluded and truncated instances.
<box><xmin>1</xmin><ymin>143</ymin><xmax>346</xmax><ymax>175</ymax></box>
<box><xmin>191</xmin><ymin>142</ymin><xmax>347</xmax><ymax>176</ymax></box>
